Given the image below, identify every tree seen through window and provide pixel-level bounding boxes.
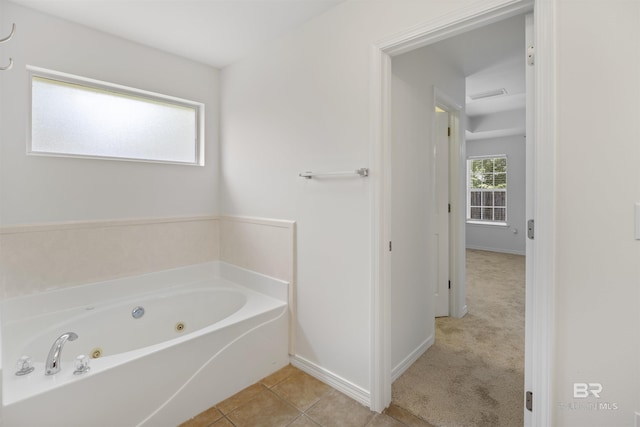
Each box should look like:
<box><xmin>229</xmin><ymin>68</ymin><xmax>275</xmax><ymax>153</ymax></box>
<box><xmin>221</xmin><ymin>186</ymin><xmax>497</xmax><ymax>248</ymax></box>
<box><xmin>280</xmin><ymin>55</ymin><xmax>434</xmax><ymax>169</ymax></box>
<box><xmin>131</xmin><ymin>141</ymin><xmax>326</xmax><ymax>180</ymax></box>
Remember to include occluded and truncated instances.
<box><xmin>468</xmin><ymin>156</ymin><xmax>507</xmax><ymax>222</ymax></box>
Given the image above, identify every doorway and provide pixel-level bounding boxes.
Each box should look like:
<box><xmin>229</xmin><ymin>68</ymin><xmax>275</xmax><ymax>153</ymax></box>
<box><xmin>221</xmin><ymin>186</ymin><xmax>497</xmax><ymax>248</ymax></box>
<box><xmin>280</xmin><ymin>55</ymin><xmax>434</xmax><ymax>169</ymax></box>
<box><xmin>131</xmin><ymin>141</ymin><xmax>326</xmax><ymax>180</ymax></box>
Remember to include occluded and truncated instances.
<box><xmin>389</xmin><ymin>14</ymin><xmax>528</xmax><ymax>426</ymax></box>
<box><xmin>369</xmin><ymin>1</ymin><xmax>556</xmax><ymax>425</ymax></box>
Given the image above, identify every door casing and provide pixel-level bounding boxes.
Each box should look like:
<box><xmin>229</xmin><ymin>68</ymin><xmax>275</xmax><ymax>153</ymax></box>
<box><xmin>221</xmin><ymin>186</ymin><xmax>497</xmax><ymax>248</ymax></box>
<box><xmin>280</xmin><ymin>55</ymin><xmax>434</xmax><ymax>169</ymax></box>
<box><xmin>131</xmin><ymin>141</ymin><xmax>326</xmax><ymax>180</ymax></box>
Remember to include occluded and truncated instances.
<box><xmin>369</xmin><ymin>2</ymin><xmax>556</xmax><ymax>426</ymax></box>
<box><xmin>434</xmin><ymin>90</ymin><xmax>465</xmax><ymax>319</ymax></box>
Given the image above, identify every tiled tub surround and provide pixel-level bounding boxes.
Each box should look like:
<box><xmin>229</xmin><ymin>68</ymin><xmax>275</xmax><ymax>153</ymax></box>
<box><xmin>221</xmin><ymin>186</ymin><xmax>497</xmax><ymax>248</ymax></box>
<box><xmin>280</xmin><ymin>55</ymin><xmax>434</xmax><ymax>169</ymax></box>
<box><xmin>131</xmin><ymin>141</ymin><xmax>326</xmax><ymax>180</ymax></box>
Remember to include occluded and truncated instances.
<box><xmin>2</xmin><ymin>262</ymin><xmax>289</xmax><ymax>427</ymax></box>
<box><xmin>0</xmin><ymin>215</ymin><xmax>296</xmax><ymax>301</ymax></box>
<box><xmin>0</xmin><ymin>216</ymin><xmax>220</xmax><ymax>299</ymax></box>
<box><xmin>218</xmin><ymin>216</ymin><xmax>296</xmax><ymax>355</ymax></box>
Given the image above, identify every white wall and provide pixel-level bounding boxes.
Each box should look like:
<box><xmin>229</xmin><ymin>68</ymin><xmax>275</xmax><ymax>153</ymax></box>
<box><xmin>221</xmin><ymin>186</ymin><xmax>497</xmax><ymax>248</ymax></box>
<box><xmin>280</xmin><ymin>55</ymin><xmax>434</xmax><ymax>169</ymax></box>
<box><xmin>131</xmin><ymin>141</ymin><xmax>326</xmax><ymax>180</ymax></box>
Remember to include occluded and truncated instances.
<box><xmin>466</xmin><ymin>135</ymin><xmax>526</xmax><ymax>255</ymax></box>
<box><xmin>390</xmin><ymin>45</ymin><xmax>464</xmax><ymax>377</ymax></box>
<box><xmin>221</xmin><ymin>0</ymin><xmax>481</xmax><ymax>397</ymax></box>
<box><xmin>553</xmin><ymin>1</ymin><xmax>640</xmax><ymax>426</ymax></box>
<box><xmin>0</xmin><ymin>1</ymin><xmax>220</xmax><ymax>226</ymax></box>
<box><xmin>468</xmin><ymin>108</ymin><xmax>525</xmax><ymax>135</ymax></box>
<box><xmin>222</xmin><ymin>0</ymin><xmax>640</xmax><ymax>423</ymax></box>
<box><xmin>0</xmin><ymin>1</ymin><xmax>7</xmax><ymax>417</ymax></box>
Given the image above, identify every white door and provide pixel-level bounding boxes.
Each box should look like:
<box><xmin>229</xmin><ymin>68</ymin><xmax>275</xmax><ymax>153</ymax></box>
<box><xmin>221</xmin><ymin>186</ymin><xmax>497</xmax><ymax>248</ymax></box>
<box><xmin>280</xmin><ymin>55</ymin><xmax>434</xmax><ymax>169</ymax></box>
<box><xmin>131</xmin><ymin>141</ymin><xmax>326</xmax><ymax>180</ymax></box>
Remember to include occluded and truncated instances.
<box><xmin>435</xmin><ymin>109</ymin><xmax>450</xmax><ymax>317</ymax></box>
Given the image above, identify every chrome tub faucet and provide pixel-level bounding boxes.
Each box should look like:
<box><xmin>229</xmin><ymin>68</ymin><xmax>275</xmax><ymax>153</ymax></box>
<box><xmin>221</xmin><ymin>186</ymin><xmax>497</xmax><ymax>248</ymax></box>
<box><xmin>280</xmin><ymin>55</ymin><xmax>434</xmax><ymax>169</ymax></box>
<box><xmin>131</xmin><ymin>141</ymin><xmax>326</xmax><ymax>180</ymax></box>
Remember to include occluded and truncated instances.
<box><xmin>45</xmin><ymin>332</ymin><xmax>78</xmax><ymax>375</ymax></box>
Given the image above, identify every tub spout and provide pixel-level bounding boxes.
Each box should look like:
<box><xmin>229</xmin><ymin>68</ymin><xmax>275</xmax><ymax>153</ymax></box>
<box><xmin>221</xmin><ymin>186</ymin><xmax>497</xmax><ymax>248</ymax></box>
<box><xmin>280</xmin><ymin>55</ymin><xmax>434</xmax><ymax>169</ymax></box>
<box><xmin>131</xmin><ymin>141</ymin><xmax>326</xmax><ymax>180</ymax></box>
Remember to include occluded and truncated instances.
<box><xmin>45</xmin><ymin>332</ymin><xmax>78</xmax><ymax>375</ymax></box>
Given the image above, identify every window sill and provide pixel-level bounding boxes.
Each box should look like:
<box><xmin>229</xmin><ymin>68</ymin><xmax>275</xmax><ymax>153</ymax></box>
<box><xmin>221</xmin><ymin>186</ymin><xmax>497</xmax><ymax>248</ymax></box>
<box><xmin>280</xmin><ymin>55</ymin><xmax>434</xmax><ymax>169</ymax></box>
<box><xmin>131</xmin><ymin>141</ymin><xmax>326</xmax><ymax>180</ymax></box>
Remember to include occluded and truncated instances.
<box><xmin>466</xmin><ymin>220</ymin><xmax>509</xmax><ymax>227</ymax></box>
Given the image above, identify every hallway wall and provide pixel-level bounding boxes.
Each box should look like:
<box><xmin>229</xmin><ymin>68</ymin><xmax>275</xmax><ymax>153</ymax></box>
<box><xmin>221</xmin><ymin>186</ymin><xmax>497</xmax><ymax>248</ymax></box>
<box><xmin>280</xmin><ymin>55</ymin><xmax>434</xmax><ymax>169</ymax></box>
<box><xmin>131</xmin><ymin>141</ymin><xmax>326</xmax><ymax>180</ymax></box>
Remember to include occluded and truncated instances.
<box><xmin>390</xmin><ymin>44</ymin><xmax>465</xmax><ymax>377</ymax></box>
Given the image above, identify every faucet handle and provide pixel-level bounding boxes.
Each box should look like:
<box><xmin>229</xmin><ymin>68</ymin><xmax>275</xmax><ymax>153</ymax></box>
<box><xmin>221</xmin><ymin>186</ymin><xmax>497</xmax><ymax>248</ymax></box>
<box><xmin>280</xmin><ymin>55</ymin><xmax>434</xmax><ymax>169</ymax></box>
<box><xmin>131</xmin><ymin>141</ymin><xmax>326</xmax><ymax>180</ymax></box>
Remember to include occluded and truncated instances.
<box><xmin>15</xmin><ymin>355</ymin><xmax>35</xmax><ymax>376</ymax></box>
<box><xmin>73</xmin><ymin>354</ymin><xmax>90</xmax><ymax>375</ymax></box>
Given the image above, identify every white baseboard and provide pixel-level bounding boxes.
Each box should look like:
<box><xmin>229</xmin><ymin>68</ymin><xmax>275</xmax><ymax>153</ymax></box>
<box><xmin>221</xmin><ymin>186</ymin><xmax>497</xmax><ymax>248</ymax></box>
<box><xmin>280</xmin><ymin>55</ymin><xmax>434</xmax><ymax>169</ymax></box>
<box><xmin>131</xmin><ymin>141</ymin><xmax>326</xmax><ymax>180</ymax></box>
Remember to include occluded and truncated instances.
<box><xmin>391</xmin><ymin>335</ymin><xmax>434</xmax><ymax>382</ymax></box>
<box><xmin>459</xmin><ymin>304</ymin><xmax>468</xmax><ymax>318</ymax></box>
<box><xmin>466</xmin><ymin>244</ymin><xmax>525</xmax><ymax>256</ymax></box>
<box><xmin>290</xmin><ymin>355</ymin><xmax>371</xmax><ymax>408</ymax></box>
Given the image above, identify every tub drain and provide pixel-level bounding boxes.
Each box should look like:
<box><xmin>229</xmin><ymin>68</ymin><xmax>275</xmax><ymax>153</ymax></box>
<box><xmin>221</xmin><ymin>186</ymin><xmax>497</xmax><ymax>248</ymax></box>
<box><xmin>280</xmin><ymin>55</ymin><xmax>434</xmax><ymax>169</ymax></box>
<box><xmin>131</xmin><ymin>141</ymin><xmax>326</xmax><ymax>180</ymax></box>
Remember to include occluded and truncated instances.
<box><xmin>90</xmin><ymin>348</ymin><xmax>103</xmax><ymax>359</ymax></box>
<box><xmin>175</xmin><ymin>322</ymin><xmax>185</xmax><ymax>332</ymax></box>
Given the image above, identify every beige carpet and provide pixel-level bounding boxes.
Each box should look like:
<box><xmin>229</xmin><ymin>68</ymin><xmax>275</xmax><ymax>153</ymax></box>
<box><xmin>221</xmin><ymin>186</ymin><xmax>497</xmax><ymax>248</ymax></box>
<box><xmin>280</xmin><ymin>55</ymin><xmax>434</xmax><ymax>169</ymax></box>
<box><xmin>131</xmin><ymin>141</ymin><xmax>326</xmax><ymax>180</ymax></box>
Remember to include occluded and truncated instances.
<box><xmin>391</xmin><ymin>249</ymin><xmax>525</xmax><ymax>427</ymax></box>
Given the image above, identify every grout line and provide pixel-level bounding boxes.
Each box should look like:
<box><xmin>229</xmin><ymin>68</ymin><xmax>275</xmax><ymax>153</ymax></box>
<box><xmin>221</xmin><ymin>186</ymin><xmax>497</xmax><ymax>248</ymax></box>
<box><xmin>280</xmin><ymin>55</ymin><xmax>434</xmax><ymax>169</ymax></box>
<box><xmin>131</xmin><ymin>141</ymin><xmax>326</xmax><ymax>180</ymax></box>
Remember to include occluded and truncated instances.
<box><xmin>283</xmin><ymin>413</ymin><xmax>309</xmax><ymax>427</ymax></box>
<box><xmin>299</xmin><ymin>389</ymin><xmax>326</xmax><ymax>416</ymax></box>
<box><xmin>300</xmin><ymin>388</ymin><xmax>332</xmax><ymax>416</ymax></box>
<box><xmin>382</xmin><ymin>413</ymin><xmax>410</xmax><ymax>427</ymax></box>
<box><xmin>187</xmin><ymin>365</ymin><xmax>397</xmax><ymax>427</ymax></box>
<box><xmin>221</xmin><ymin>384</ymin><xmax>272</xmax><ymax>417</ymax></box>
<box><xmin>264</xmin><ymin>386</ymin><xmax>302</xmax><ymax>413</ymax></box>
<box><xmin>223</xmin><ymin>415</ymin><xmax>237</xmax><ymax>427</ymax></box>
<box><xmin>261</xmin><ymin>368</ymin><xmax>296</xmax><ymax>390</ymax></box>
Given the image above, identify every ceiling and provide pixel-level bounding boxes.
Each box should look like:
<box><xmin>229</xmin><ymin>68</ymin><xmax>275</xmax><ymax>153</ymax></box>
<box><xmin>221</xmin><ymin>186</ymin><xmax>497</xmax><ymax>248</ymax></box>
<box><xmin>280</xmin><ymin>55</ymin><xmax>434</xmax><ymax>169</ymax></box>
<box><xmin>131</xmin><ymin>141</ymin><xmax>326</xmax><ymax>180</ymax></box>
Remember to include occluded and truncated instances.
<box><xmin>11</xmin><ymin>1</ymin><xmax>526</xmax><ymax>140</ymax></box>
<box><xmin>9</xmin><ymin>0</ymin><xmax>346</xmax><ymax>68</ymax></box>
<box><xmin>432</xmin><ymin>14</ymin><xmax>527</xmax><ymax>140</ymax></box>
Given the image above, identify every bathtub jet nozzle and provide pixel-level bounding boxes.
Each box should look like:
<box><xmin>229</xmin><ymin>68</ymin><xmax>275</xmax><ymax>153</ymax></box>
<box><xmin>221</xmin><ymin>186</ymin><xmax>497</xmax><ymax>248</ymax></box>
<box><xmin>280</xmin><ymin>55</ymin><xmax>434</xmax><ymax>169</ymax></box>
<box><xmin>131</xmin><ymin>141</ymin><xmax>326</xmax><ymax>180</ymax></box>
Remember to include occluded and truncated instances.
<box><xmin>45</xmin><ymin>332</ymin><xmax>78</xmax><ymax>376</ymax></box>
<box><xmin>132</xmin><ymin>306</ymin><xmax>145</xmax><ymax>319</ymax></box>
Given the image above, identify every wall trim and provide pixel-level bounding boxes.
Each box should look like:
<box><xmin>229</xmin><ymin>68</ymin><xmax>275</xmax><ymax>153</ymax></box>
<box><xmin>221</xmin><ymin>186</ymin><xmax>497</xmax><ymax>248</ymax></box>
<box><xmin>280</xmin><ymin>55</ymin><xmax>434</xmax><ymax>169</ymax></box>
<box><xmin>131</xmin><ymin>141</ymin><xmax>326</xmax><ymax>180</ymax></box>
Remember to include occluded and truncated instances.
<box><xmin>290</xmin><ymin>355</ymin><xmax>371</xmax><ymax>408</ymax></box>
<box><xmin>377</xmin><ymin>0</ymin><xmax>532</xmax><ymax>56</ymax></box>
<box><xmin>368</xmin><ymin>42</ymin><xmax>393</xmax><ymax>413</ymax></box>
<box><xmin>391</xmin><ymin>335</ymin><xmax>434</xmax><ymax>382</ymax></box>
<box><xmin>433</xmin><ymin>86</ymin><xmax>466</xmax><ymax>319</ymax></box>
<box><xmin>369</xmin><ymin>0</ymin><xmax>553</xmax><ymax>420</ymax></box>
<box><xmin>0</xmin><ymin>215</ymin><xmax>219</xmax><ymax>235</ymax></box>
<box><xmin>528</xmin><ymin>1</ymin><xmax>557</xmax><ymax>425</ymax></box>
<box><xmin>219</xmin><ymin>215</ymin><xmax>295</xmax><ymax>229</ymax></box>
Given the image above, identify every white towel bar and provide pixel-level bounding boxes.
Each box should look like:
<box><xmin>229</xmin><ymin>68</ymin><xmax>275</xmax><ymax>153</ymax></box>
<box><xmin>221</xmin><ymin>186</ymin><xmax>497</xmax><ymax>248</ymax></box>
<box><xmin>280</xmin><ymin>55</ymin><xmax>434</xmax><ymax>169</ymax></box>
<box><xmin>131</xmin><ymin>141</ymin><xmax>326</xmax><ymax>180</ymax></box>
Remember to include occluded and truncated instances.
<box><xmin>299</xmin><ymin>168</ymin><xmax>369</xmax><ymax>179</ymax></box>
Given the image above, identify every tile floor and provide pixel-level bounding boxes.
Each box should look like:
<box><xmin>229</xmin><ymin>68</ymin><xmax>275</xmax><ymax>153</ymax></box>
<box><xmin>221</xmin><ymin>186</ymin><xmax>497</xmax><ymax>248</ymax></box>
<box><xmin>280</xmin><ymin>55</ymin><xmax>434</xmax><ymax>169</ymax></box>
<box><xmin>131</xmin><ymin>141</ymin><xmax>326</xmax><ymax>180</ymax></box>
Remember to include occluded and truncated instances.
<box><xmin>179</xmin><ymin>364</ymin><xmax>434</xmax><ymax>427</ymax></box>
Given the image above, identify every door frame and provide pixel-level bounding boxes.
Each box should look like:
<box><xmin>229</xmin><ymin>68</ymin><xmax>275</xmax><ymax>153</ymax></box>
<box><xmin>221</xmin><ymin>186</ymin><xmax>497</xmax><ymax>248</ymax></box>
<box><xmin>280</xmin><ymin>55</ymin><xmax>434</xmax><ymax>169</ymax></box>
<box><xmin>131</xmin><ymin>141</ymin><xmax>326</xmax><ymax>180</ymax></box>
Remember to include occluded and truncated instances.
<box><xmin>369</xmin><ymin>1</ymin><xmax>557</xmax><ymax>426</ymax></box>
<box><xmin>433</xmin><ymin>88</ymin><xmax>465</xmax><ymax>319</ymax></box>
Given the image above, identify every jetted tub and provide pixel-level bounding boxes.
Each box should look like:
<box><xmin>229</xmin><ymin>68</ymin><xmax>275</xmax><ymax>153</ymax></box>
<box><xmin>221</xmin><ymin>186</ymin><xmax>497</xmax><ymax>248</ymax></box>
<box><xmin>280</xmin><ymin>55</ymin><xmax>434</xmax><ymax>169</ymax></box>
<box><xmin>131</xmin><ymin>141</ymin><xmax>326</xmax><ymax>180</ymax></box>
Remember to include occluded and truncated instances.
<box><xmin>1</xmin><ymin>261</ymin><xmax>289</xmax><ymax>427</ymax></box>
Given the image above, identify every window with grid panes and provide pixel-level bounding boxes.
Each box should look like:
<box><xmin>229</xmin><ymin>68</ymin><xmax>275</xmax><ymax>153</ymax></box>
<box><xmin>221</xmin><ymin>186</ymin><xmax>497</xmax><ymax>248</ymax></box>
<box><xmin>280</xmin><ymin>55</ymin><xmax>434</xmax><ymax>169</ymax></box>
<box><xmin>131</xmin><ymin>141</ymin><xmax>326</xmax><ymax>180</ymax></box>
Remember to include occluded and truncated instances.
<box><xmin>467</xmin><ymin>156</ymin><xmax>507</xmax><ymax>223</ymax></box>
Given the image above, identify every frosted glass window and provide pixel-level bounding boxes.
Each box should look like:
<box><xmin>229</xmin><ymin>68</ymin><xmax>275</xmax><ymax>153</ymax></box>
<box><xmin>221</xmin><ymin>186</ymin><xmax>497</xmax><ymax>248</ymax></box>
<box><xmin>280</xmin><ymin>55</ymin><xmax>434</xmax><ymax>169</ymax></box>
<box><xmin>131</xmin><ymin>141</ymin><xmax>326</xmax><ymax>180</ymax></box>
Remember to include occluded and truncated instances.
<box><xmin>29</xmin><ymin>67</ymin><xmax>204</xmax><ymax>165</ymax></box>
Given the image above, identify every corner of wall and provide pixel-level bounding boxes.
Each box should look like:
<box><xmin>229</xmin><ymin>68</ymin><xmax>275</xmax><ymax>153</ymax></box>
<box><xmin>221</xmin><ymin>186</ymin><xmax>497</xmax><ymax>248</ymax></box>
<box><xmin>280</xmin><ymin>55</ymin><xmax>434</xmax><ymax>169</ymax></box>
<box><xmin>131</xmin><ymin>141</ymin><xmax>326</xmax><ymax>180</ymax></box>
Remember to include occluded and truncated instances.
<box><xmin>290</xmin><ymin>355</ymin><xmax>370</xmax><ymax>408</ymax></box>
<box><xmin>218</xmin><ymin>215</ymin><xmax>295</xmax><ymax>284</ymax></box>
<box><xmin>218</xmin><ymin>215</ymin><xmax>296</xmax><ymax>355</ymax></box>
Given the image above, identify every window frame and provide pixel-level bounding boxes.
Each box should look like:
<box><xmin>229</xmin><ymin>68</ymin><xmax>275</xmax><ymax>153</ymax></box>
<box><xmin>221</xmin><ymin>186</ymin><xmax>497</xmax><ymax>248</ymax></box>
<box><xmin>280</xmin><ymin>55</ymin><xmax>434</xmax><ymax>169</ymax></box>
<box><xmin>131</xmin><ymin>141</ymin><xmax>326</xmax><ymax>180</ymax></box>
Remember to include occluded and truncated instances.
<box><xmin>27</xmin><ymin>65</ymin><xmax>205</xmax><ymax>166</ymax></box>
<box><xmin>466</xmin><ymin>155</ymin><xmax>508</xmax><ymax>225</ymax></box>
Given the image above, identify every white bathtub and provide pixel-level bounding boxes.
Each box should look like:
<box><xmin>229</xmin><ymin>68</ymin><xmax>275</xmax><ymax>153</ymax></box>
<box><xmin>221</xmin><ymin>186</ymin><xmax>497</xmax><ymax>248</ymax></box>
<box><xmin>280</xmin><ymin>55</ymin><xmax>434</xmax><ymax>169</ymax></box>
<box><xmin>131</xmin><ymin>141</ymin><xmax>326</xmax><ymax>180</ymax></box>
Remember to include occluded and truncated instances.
<box><xmin>1</xmin><ymin>261</ymin><xmax>289</xmax><ymax>427</ymax></box>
